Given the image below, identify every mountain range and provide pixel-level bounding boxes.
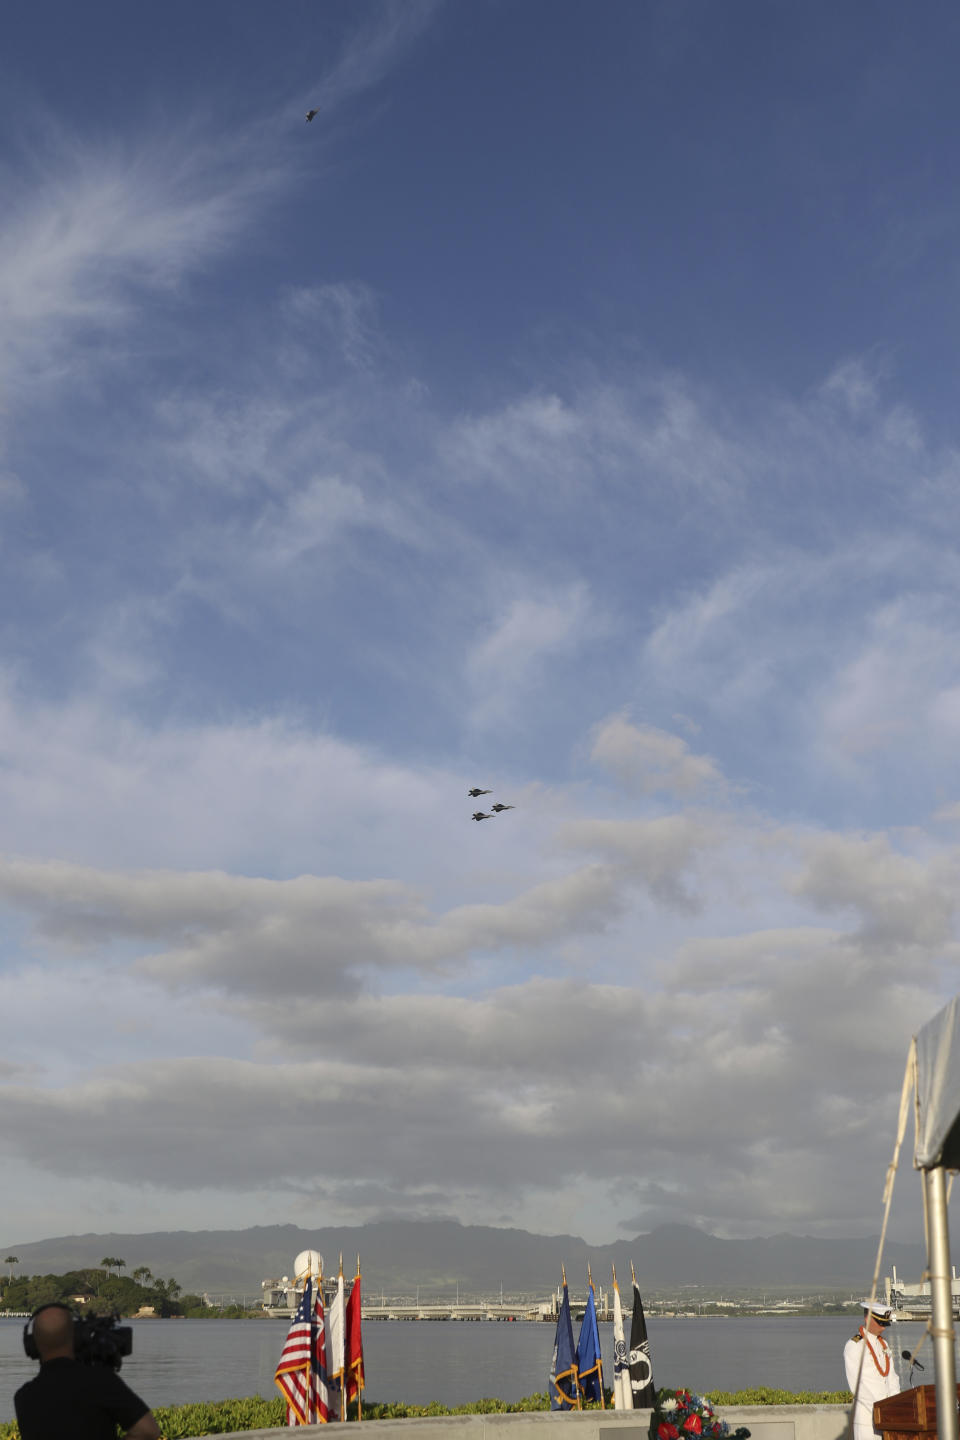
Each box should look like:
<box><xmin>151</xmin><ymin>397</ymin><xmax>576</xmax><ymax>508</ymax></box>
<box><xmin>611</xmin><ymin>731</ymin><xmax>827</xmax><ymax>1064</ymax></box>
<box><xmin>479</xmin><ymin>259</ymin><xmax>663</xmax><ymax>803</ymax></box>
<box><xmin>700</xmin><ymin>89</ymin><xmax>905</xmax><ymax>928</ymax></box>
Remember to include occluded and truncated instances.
<box><xmin>1</xmin><ymin>1220</ymin><xmax>926</xmax><ymax>1297</ymax></box>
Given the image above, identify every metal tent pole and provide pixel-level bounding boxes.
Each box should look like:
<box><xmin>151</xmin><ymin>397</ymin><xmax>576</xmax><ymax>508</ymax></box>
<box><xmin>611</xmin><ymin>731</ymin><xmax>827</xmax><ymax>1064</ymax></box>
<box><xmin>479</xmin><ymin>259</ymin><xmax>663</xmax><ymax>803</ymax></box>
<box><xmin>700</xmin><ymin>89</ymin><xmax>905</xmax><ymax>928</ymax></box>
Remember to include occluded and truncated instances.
<box><xmin>925</xmin><ymin>1165</ymin><xmax>957</xmax><ymax>1440</ymax></box>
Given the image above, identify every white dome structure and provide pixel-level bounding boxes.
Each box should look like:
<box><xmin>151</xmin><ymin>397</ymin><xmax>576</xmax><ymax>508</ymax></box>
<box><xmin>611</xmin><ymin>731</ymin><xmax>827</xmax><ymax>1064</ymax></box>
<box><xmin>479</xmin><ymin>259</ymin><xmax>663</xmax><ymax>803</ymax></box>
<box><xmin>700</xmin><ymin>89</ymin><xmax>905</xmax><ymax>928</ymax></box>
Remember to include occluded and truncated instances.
<box><xmin>294</xmin><ymin>1249</ymin><xmax>323</xmax><ymax>1280</ymax></box>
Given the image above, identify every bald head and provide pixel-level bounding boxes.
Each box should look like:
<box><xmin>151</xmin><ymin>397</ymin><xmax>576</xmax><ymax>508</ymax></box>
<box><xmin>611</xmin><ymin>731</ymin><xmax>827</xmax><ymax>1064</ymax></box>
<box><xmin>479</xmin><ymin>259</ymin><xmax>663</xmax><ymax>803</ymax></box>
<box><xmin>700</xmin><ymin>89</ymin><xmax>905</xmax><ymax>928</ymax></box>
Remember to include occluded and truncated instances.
<box><xmin>32</xmin><ymin>1305</ymin><xmax>75</xmax><ymax>1360</ymax></box>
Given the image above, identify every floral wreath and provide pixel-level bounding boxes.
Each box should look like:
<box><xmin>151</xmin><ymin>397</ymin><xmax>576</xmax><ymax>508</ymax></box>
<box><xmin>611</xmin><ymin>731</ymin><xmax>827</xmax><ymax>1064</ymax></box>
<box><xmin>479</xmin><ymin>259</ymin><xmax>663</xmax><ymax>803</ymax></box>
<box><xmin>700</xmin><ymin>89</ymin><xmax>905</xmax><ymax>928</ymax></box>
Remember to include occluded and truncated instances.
<box><xmin>649</xmin><ymin>1388</ymin><xmax>750</xmax><ymax>1440</ymax></box>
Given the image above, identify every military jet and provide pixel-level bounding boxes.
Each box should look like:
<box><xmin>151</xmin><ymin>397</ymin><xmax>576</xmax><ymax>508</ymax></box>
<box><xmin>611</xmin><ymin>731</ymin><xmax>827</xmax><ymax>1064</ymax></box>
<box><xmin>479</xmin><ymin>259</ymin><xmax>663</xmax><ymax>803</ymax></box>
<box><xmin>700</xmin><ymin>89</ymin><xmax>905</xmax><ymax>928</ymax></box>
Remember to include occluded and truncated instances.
<box><xmin>468</xmin><ymin>788</ymin><xmax>492</xmax><ymax>798</ymax></box>
<box><xmin>472</xmin><ymin>811</ymin><xmax>493</xmax><ymax>821</ymax></box>
<box><xmin>305</xmin><ymin>109</ymin><xmax>319</xmax><ymax>122</ymax></box>
<box><xmin>490</xmin><ymin>804</ymin><xmax>515</xmax><ymax>813</ymax></box>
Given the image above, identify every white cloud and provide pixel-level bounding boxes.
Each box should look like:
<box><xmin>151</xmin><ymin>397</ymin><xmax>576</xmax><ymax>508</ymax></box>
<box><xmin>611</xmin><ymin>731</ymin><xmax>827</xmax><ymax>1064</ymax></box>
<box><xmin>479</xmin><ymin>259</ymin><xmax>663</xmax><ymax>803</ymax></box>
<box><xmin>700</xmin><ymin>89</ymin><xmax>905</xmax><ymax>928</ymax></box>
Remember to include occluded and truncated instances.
<box><xmin>465</xmin><ymin>582</ymin><xmax>604</xmax><ymax>731</ymax></box>
<box><xmin>0</xmin><ymin>132</ymin><xmax>280</xmax><ymax>400</ymax></box>
<box><xmin>591</xmin><ymin>714</ymin><xmax>724</xmax><ymax>795</ymax></box>
<box><xmin>556</xmin><ymin>815</ymin><xmax>715</xmax><ymax>909</ymax></box>
<box><xmin>0</xmin><ymin>849</ymin><xmax>635</xmax><ymax>1000</ymax></box>
<box><xmin>819</xmin><ymin>357</ymin><xmax>884</xmax><ymax>417</ymax></box>
<box><xmin>290</xmin><ymin>0</ymin><xmax>441</xmax><ymax>125</ymax></box>
<box><xmin>784</xmin><ymin>831</ymin><xmax>960</xmax><ymax>951</ymax></box>
<box><xmin>282</xmin><ymin>283</ymin><xmax>383</xmax><ymax>372</ymax></box>
<box><xmin>0</xmin><ymin>952</ymin><xmax>944</xmax><ymax>1239</ymax></box>
<box><xmin>440</xmin><ymin>377</ymin><xmax>750</xmax><ymax>505</ymax></box>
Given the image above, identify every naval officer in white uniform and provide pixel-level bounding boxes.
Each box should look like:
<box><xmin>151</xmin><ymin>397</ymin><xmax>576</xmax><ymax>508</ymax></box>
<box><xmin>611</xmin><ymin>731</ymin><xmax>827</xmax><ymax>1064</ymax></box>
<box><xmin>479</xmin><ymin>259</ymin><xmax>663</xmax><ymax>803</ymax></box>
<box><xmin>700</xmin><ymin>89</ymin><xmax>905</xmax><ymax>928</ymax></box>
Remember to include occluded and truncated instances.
<box><xmin>844</xmin><ymin>1300</ymin><xmax>901</xmax><ymax>1440</ymax></box>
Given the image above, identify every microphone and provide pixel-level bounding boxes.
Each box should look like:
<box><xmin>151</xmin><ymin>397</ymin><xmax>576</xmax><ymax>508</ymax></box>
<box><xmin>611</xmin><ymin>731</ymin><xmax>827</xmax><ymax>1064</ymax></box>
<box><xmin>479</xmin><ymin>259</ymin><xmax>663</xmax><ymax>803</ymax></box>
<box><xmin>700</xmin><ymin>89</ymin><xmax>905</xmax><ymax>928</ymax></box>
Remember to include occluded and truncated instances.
<box><xmin>902</xmin><ymin>1350</ymin><xmax>924</xmax><ymax>1371</ymax></box>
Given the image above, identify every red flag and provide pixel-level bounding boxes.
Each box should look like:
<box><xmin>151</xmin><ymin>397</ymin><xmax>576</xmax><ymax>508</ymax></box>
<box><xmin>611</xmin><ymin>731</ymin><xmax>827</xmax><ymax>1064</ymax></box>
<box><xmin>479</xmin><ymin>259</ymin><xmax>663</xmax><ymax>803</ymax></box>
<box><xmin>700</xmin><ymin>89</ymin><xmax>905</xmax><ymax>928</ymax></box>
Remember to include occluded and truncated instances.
<box><xmin>345</xmin><ymin>1270</ymin><xmax>365</xmax><ymax>1404</ymax></box>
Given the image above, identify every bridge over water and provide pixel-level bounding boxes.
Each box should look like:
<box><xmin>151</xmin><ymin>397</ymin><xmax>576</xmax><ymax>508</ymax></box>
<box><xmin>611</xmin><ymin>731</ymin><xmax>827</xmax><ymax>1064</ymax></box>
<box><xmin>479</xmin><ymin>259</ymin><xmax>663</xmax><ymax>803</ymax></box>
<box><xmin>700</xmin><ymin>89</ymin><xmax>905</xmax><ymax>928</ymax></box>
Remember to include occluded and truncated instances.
<box><xmin>361</xmin><ymin>1301</ymin><xmax>549</xmax><ymax>1322</ymax></box>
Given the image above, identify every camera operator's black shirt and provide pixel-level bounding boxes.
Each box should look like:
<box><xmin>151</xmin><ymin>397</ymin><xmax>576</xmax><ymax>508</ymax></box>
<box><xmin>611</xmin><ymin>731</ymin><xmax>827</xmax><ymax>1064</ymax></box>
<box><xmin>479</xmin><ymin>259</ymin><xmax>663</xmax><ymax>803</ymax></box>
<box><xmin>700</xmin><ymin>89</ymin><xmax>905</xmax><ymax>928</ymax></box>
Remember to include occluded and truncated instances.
<box><xmin>15</xmin><ymin>1357</ymin><xmax>150</xmax><ymax>1440</ymax></box>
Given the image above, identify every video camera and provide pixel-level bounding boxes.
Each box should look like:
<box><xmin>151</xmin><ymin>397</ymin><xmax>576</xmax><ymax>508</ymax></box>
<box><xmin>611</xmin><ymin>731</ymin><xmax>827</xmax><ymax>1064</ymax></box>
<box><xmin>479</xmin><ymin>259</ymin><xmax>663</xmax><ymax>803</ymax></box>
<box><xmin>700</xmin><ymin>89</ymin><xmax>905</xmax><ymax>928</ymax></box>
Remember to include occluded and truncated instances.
<box><xmin>23</xmin><ymin>1306</ymin><xmax>134</xmax><ymax>1371</ymax></box>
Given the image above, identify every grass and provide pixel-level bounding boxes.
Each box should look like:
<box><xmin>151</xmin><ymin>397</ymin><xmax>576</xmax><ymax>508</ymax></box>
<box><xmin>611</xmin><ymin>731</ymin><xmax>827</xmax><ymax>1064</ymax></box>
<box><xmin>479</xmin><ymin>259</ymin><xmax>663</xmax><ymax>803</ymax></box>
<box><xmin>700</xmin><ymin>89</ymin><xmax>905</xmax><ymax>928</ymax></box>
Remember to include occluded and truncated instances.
<box><xmin>0</xmin><ymin>1387</ymin><xmax>855</xmax><ymax>1437</ymax></box>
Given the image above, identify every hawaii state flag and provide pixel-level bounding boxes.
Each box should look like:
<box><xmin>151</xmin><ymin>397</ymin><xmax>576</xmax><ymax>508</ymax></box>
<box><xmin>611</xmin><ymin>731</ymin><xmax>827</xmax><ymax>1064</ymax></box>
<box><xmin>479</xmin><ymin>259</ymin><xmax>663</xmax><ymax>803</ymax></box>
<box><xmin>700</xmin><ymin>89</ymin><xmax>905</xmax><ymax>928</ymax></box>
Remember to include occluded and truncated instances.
<box><xmin>549</xmin><ymin>1277</ymin><xmax>580</xmax><ymax>1410</ymax></box>
<box><xmin>611</xmin><ymin>1272</ymin><xmax>633</xmax><ymax>1410</ymax></box>
<box><xmin>628</xmin><ymin>1278</ymin><xmax>656</xmax><ymax>1408</ymax></box>
<box><xmin>345</xmin><ymin>1266</ymin><xmax>365</xmax><ymax>1405</ymax></box>
<box><xmin>576</xmin><ymin>1281</ymin><xmax>604</xmax><ymax>1405</ymax></box>
<box><xmin>275</xmin><ymin>1280</ymin><xmax>316</xmax><ymax>1426</ymax></box>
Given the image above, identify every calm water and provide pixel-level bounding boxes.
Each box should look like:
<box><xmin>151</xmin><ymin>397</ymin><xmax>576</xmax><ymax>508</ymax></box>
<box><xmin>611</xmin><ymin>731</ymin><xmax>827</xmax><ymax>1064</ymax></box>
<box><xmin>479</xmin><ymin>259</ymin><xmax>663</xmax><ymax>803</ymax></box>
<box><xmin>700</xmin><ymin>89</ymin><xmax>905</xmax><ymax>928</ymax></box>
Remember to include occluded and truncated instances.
<box><xmin>0</xmin><ymin>1315</ymin><xmax>930</xmax><ymax>1424</ymax></box>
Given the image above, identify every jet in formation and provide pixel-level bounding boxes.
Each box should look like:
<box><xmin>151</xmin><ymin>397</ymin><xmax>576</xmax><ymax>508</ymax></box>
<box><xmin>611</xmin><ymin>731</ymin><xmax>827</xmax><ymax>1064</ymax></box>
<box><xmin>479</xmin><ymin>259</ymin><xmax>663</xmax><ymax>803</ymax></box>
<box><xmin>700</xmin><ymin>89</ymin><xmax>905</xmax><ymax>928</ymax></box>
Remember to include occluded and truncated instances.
<box><xmin>468</xmin><ymin>790</ymin><xmax>515</xmax><ymax>821</ymax></box>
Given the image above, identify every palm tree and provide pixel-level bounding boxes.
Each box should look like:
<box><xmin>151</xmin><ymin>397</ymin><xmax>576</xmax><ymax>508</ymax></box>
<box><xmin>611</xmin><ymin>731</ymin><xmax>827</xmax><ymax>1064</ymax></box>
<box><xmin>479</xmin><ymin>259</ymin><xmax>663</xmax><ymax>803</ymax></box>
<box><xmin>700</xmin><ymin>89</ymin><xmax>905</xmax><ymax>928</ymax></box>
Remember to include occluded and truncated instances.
<box><xmin>132</xmin><ymin>1266</ymin><xmax>153</xmax><ymax>1287</ymax></box>
<box><xmin>3</xmin><ymin>1256</ymin><xmax>18</xmax><ymax>1279</ymax></box>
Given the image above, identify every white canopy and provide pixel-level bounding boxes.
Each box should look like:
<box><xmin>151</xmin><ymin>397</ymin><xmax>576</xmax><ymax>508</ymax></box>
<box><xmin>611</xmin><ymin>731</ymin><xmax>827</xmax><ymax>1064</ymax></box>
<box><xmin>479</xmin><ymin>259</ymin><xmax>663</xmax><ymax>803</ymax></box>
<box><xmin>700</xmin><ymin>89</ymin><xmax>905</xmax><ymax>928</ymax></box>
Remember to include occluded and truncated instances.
<box><xmin>914</xmin><ymin>995</ymin><xmax>960</xmax><ymax>1170</ymax></box>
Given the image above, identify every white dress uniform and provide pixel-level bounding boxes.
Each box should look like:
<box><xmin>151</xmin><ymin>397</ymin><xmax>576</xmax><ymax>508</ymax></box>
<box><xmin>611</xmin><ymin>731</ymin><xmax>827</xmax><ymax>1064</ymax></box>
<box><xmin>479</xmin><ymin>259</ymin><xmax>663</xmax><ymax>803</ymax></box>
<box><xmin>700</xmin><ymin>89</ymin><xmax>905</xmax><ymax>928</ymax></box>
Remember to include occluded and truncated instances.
<box><xmin>844</xmin><ymin>1322</ymin><xmax>901</xmax><ymax>1440</ymax></box>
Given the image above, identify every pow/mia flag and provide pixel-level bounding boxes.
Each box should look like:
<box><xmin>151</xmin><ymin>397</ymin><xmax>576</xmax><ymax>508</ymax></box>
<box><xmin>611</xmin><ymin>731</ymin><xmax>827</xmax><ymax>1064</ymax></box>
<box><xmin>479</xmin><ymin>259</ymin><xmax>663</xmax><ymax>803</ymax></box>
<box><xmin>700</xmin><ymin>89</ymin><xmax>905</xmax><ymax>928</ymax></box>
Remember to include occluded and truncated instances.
<box><xmin>628</xmin><ymin>1280</ymin><xmax>655</xmax><ymax>1407</ymax></box>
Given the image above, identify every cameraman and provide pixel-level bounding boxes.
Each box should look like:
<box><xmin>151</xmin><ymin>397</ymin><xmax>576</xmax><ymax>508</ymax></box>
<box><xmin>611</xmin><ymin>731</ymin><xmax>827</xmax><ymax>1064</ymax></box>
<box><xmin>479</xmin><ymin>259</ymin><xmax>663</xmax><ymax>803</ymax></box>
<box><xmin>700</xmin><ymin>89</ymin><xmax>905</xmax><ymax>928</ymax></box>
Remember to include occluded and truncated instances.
<box><xmin>15</xmin><ymin>1303</ymin><xmax>161</xmax><ymax>1440</ymax></box>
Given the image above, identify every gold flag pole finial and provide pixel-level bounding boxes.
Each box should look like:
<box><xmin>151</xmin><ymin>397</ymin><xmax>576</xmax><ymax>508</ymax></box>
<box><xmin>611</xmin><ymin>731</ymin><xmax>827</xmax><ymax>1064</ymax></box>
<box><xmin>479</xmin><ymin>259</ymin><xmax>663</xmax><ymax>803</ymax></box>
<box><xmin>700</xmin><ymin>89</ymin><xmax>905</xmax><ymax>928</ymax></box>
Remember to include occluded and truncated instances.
<box><xmin>561</xmin><ymin>1262</ymin><xmax>567</xmax><ymax>1287</ymax></box>
<box><xmin>611</xmin><ymin>1262</ymin><xmax>618</xmax><ymax>1287</ymax></box>
<box><xmin>588</xmin><ymin>1262</ymin><xmax>594</xmax><ymax>1291</ymax></box>
<box><xmin>630</xmin><ymin>1260</ymin><xmax>637</xmax><ymax>1288</ymax></box>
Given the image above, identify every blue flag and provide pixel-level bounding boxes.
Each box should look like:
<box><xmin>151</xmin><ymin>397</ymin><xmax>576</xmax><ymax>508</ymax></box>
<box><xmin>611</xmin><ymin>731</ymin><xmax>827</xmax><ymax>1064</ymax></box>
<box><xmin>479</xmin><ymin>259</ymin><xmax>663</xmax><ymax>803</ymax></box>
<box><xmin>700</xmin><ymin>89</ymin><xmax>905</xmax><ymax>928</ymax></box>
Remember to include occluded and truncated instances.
<box><xmin>549</xmin><ymin>1280</ymin><xmax>579</xmax><ymax>1410</ymax></box>
<box><xmin>577</xmin><ymin>1284</ymin><xmax>604</xmax><ymax>1404</ymax></box>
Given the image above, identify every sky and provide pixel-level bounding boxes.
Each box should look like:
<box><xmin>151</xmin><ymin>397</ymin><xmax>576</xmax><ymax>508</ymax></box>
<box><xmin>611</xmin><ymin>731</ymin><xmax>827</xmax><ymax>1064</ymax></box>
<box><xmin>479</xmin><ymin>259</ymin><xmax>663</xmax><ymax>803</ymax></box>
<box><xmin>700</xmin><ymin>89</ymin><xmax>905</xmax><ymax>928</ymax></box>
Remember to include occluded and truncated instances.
<box><xmin>2</xmin><ymin>0</ymin><xmax>960</xmax><ymax>1253</ymax></box>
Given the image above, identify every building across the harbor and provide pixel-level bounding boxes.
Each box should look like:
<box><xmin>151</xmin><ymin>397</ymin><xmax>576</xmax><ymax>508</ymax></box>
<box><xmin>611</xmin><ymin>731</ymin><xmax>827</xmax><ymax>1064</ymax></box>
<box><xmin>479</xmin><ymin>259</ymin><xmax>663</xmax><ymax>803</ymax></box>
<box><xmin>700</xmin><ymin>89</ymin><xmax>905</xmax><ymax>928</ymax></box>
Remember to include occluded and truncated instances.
<box><xmin>885</xmin><ymin>1263</ymin><xmax>960</xmax><ymax>1319</ymax></box>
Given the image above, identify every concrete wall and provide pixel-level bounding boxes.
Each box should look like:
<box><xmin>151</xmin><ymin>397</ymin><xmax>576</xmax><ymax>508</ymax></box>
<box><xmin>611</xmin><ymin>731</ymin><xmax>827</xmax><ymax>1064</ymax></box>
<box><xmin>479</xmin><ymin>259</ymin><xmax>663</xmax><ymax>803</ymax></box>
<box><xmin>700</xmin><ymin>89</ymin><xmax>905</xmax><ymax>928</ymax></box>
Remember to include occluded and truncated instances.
<box><xmin>193</xmin><ymin>1405</ymin><xmax>850</xmax><ymax>1440</ymax></box>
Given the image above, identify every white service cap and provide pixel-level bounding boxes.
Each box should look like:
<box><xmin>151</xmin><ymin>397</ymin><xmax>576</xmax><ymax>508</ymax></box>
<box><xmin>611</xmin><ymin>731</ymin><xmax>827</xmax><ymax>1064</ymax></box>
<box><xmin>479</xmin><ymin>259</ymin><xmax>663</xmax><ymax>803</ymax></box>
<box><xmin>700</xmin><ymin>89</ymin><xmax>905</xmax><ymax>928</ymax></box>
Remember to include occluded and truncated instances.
<box><xmin>858</xmin><ymin>1300</ymin><xmax>897</xmax><ymax>1322</ymax></box>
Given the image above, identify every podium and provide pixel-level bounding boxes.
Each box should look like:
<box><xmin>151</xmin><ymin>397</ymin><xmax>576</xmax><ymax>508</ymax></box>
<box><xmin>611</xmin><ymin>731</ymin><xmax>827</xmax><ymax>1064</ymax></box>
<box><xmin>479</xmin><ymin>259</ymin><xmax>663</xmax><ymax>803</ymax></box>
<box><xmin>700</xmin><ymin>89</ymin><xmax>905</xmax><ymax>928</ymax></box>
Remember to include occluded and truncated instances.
<box><xmin>874</xmin><ymin>1385</ymin><xmax>960</xmax><ymax>1440</ymax></box>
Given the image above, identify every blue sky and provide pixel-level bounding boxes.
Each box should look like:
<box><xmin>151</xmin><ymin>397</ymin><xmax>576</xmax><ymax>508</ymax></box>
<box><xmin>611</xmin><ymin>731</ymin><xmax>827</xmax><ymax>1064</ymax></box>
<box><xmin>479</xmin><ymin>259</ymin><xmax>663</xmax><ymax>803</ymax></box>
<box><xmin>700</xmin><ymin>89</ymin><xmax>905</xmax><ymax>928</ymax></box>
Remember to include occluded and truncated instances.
<box><xmin>2</xmin><ymin>0</ymin><xmax>960</xmax><ymax>1251</ymax></box>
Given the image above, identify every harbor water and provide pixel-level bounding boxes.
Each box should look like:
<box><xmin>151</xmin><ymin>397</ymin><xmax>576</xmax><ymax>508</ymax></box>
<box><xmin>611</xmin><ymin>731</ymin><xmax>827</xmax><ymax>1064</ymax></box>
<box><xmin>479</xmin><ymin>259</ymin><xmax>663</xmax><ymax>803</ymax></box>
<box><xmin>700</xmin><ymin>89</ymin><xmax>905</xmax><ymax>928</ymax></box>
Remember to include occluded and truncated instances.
<box><xmin>0</xmin><ymin>1314</ymin><xmax>934</xmax><ymax>1424</ymax></box>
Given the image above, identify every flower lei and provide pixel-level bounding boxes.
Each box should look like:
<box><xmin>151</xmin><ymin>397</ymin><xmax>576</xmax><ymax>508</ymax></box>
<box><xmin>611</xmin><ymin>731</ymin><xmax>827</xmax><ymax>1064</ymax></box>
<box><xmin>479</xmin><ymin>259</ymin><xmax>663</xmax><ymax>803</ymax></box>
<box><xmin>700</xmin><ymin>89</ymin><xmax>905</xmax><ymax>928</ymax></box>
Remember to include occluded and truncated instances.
<box><xmin>648</xmin><ymin>1388</ymin><xmax>751</xmax><ymax>1440</ymax></box>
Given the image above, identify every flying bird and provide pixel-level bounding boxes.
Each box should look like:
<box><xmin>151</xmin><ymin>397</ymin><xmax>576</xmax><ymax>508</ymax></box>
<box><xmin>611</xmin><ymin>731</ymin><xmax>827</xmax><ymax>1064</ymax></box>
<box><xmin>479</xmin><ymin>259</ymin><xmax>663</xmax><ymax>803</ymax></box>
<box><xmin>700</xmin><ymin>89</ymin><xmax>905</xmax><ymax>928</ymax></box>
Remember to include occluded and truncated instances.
<box><xmin>467</xmin><ymin>788</ymin><xmax>492</xmax><ymax>797</ymax></box>
<box><xmin>472</xmin><ymin>811</ymin><xmax>492</xmax><ymax>821</ymax></box>
<box><xmin>490</xmin><ymin>804</ymin><xmax>515</xmax><ymax>813</ymax></box>
<box><xmin>305</xmin><ymin>109</ymin><xmax>319</xmax><ymax>122</ymax></box>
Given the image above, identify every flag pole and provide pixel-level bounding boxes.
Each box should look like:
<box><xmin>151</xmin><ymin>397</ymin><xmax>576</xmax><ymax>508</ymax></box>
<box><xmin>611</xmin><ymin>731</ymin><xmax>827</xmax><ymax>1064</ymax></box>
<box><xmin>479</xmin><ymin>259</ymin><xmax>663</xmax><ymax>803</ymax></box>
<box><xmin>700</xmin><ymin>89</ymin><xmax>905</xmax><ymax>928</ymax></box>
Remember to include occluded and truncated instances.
<box><xmin>338</xmin><ymin>1253</ymin><xmax>346</xmax><ymax>1421</ymax></box>
<box><xmin>356</xmin><ymin>1254</ymin><xmax>362</xmax><ymax>1424</ymax></box>
<box><xmin>309</xmin><ymin>1259</ymin><xmax>318</xmax><ymax>1427</ymax></box>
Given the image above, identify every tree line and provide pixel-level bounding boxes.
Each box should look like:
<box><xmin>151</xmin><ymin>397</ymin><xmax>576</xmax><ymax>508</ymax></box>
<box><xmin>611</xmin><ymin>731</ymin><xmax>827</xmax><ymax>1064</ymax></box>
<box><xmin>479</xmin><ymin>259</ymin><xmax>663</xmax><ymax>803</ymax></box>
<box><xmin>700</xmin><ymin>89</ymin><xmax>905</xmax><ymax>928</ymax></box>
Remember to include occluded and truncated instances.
<box><xmin>0</xmin><ymin>1257</ymin><xmax>203</xmax><ymax>1317</ymax></box>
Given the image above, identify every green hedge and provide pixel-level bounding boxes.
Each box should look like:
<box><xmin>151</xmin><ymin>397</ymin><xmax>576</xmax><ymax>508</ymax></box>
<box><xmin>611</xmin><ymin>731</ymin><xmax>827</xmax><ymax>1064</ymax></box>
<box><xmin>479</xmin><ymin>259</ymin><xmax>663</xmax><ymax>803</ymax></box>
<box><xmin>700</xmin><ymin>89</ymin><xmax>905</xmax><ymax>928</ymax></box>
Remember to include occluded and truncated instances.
<box><xmin>0</xmin><ymin>1387</ymin><xmax>854</xmax><ymax>1438</ymax></box>
<box><xmin>706</xmin><ymin>1389</ymin><xmax>852</xmax><ymax>1406</ymax></box>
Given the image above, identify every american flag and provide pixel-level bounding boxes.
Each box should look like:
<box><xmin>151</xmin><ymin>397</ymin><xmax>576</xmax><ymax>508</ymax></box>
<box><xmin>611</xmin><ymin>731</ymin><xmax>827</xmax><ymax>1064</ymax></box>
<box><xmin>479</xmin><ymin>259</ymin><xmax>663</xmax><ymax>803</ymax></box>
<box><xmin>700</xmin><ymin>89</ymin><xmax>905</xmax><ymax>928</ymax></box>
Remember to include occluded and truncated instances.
<box><xmin>275</xmin><ymin>1279</ymin><xmax>330</xmax><ymax>1426</ymax></box>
